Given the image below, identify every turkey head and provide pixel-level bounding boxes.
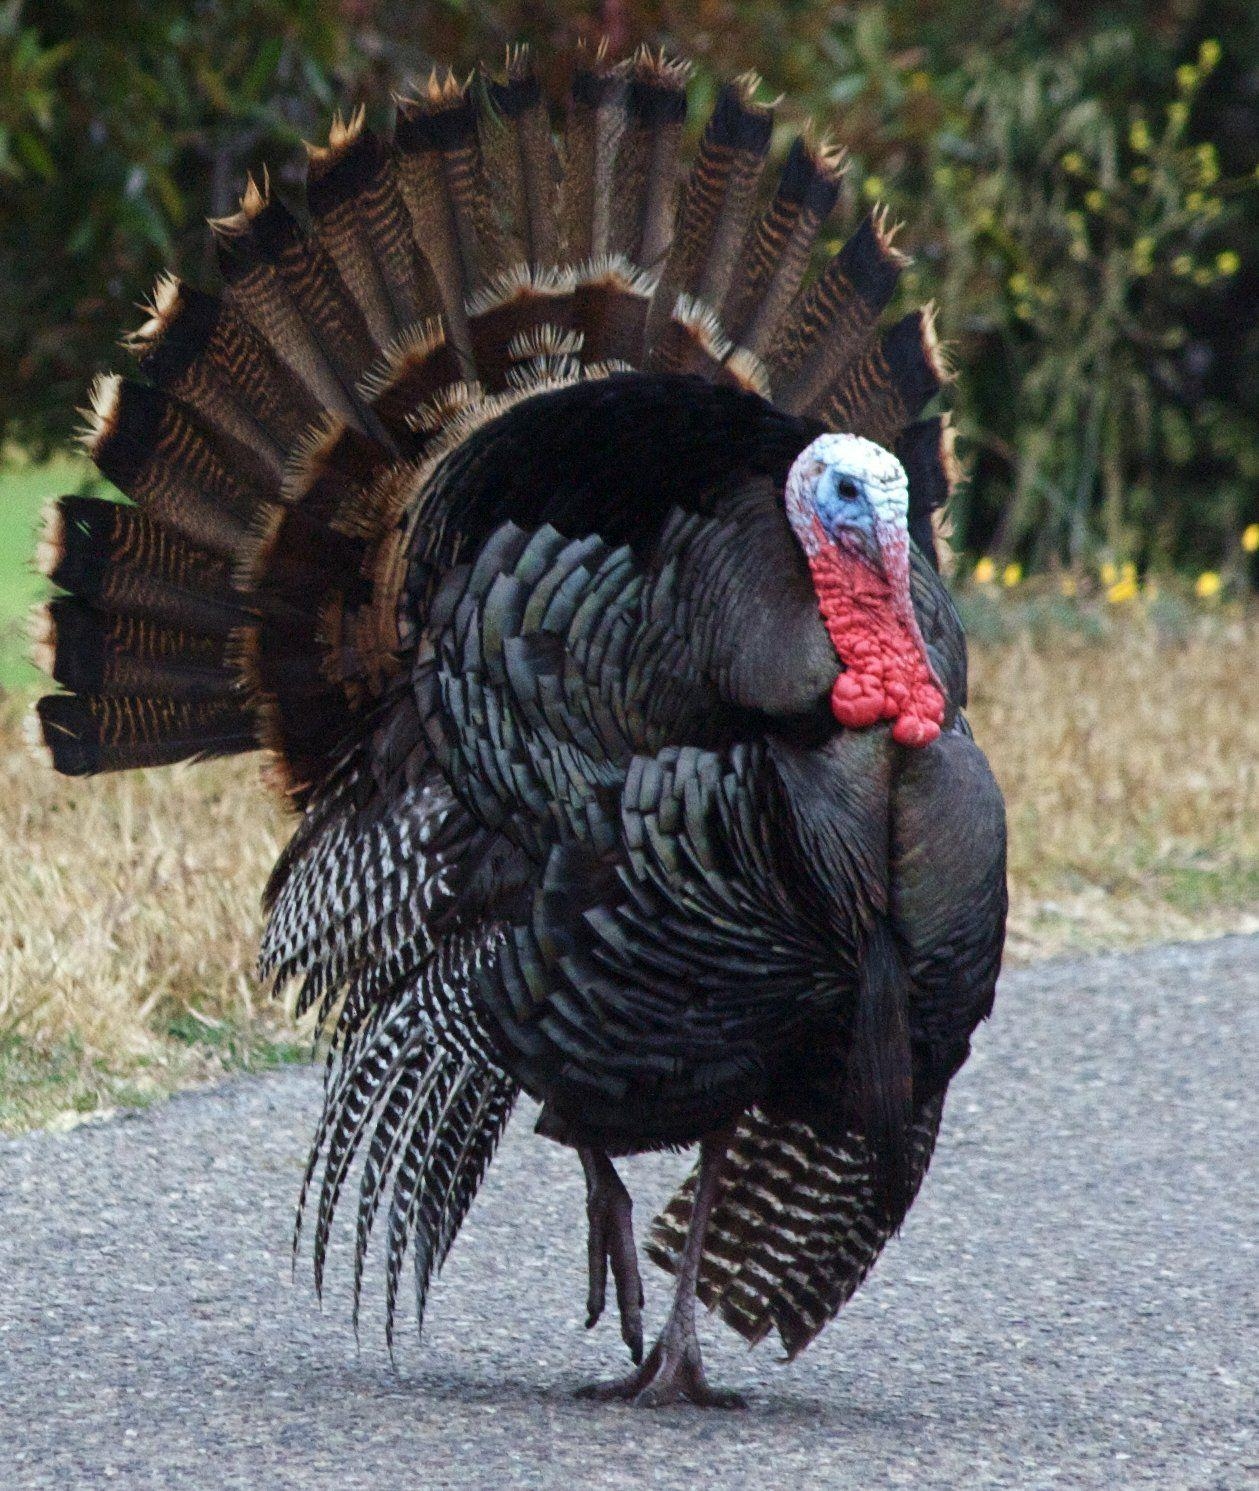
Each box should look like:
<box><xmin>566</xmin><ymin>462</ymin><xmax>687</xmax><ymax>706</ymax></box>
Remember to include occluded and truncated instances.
<box><xmin>785</xmin><ymin>433</ymin><xmax>946</xmax><ymax>747</ymax></box>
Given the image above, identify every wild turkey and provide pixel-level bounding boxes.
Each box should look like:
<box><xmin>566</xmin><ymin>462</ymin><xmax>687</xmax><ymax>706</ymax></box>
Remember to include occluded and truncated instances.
<box><xmin>31</xmin><ymin>45</ymin><xmax>1007</xmax><ymax>1406</ymax></box>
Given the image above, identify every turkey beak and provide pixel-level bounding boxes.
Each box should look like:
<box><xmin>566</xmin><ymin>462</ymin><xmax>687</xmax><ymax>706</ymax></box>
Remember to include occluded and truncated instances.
<box><xmin>832</xmin><ymin>513</ymin><xmax>886</xmax><ymax>576</ymax></box>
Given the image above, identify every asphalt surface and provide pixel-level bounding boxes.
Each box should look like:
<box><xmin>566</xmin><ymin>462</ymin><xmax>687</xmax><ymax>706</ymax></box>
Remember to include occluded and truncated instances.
<box><xmin>1</xmin><ymin>936</ymin><xmax>1256</xmax><ymax>1490</ymax></box>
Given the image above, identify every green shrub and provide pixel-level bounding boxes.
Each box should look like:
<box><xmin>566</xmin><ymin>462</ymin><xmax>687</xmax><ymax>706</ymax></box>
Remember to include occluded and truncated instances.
<box><xmin>805</xmin><ymin>9</ymin><xmax>1257</xmax><ymax>573</ymax></box>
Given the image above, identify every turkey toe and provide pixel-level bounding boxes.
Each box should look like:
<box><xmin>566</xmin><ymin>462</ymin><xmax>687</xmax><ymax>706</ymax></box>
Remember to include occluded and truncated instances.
<box><xmin>576</xmin><ymin>1322</ymin><xmax>746</xmax><ymax>1409</ymax></box>
<box><xmin>580</xmin><ymin>1148</ymin><xmax>645</xmax><ymax>1362</ymax></box>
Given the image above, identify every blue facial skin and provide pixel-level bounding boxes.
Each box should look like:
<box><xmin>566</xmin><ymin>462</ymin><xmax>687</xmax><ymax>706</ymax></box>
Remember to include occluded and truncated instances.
<box><xmin>813</xmin><ymin>467</ymin><xmax>882</xmax><ymax>566</ymax></box>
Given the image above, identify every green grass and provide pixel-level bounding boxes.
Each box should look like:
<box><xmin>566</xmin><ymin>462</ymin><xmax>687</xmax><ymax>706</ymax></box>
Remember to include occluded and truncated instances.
<box><xmin>0</xmin><ymin>1023</ymin><xmax>309</xmax><ymax>1134</ymax></box>
<box><xmin>0</xmin><ymin>455</ymin><xmax>109</xmax><ymax>692</ymax></box>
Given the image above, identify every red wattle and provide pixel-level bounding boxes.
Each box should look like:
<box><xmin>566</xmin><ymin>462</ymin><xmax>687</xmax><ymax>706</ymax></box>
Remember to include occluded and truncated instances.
<box><xmin>807</xmin><ymin>534</ymin><xmax>945</xmax><ymax>748</ymax></box>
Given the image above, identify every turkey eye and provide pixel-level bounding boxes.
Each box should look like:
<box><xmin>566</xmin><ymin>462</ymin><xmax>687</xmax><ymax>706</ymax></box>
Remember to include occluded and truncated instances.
<box><xmin>837</xmin><ymin>477</ymin><xmax>860</xmax><ymax>500</ymax></box>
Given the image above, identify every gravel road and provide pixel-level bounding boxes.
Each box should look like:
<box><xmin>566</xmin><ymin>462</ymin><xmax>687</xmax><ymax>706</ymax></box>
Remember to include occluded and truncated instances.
<box><xmin>1</xmin><ymin>936</ymin><xmax>1256</xmax><ymax>1490</ymax></box>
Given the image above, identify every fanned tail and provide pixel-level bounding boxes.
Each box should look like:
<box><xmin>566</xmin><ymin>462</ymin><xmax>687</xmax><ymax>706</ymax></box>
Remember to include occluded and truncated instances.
<box><xmin>33</xmin><ymin>41</ymin><xmax>957</xmax><ymax>796</ymax></box>
<box><xmin>646</xmin><ymin>1093</ymin><xmax>945</xmax><ymax>1357</ymax></box>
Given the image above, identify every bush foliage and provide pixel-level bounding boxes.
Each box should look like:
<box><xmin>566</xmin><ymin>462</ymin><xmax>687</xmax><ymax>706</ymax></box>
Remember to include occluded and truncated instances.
<box><xmin>1</xmin><ymin>0</ymin><xmax>1255</xmax><ymax>571</ymax></box>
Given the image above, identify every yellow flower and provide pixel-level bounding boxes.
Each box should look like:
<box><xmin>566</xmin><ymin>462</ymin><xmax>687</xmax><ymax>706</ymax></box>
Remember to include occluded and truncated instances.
<box><xmin>1193</xmin><ymin>267</ymin><xmax>1214</xmax><ymax>287</ymax></box>
<box><xmin>908</xmin><ymin>70</ymin><xmax>931</xmax><ymax>93</ymax></box>
<box><xmin>1176</xmin><ymin>64</ymin><xmax>1199</xmax><ymax>92</ymax></box>
<box><xmin>1008</xmin><ymin>271</ymin><xmax>1030</xmax><ymax>296</ymax></box>
<box><xmin>1195</xmin><ymin>571</ymin><xmax>1222</xmax><ymax>599</ymax></box>
<box><xmin>1109</xmin><ymin>560</ymin><xmax>1139</xmax><ymax>602</ymax></box>
<box><xmin>1217</xmin><ymin>250</ymin><xmax>1241</xmax><ymax>276</ymax></box>
<box><xmin>1085</xmin><ymin>188</ymin><xmax>1106</xmax><ymax>212</ymax></box>
<box><xmin>1061</xmin><ymin>151</ymin><xmax>1084</xmax><ymax>175</ymax></box>
<box><xmin>1059</xmin><ymin>575</ymin><xmax>1078</xmax><ymax>598</ymax></box>
<box><xmin>1199</xmin><ymin>39</ymin><xmax>1222</xmax><ymax>70</ymax></box>
<box><xmin>1132</xmin><ymin>236</ymin><xmax>1155</xmax><ymax>274</ymax></box>
<box><xmin>1002</xmin><ymin>562</ymin><xmax>1023</xmax><ymax>588</ymax></box>
<box><xmin>973</xmin><ymin>557</ymin><xmax>996</xmax><ymax>584</ymax></box>
<box><xmin>862</xmin><ymin>175</ymin><xmax>885</xmax><ymax>201</ymax></box>
<box><xmin>1168</xmin><ymin>101</ymin><xmax>1189</xmax><ymax>128</ymax></box>
<box><xmin>1242</xmin><ymin>523</ymin><xmax>1259</xmax><ymax>553</ymax></box>
<box><xmin>1100</xmin><ymin>560</ymin><xmax>1117</xmax><ymax>586</ymax></box>
<box><xmin>1130</xmin><ymin>165</ymin><xmax>1151</xmax><ymax>186</ymax></box>
<box><xmin>1186</xmin><ymin>191</ymin><xmax>1205</xmax><ymax>211</ymax></box>
<box><xmin>1129</xmin><ymin>119</ymin><xmax>1151</xmax><ymax>153</ymax></box>
<box><xmin>1172</xmin><ymin>254</ymin><xmax>1193</xmax><ymax>277</ymax></box>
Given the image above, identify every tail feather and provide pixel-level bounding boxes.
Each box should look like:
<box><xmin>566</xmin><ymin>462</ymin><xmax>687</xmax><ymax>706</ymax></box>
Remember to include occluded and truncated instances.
<box><xmin>610</xmin><ymin>50</ymin><xmax>692</xmax><ymax>269</ymax></box>
<box><xmin>483</xmin><ymin>48</ymin><xmax>561</xmax><ymax>268</ymax></box>
<box><xmin>33</xmin><ymin>691</ymin><xmax>256</xmax><ymax>776</ymax></box>
<box><xmin>816</xmin><ymin>305</ymin><xmax>950</xmax><ymax>448</ymax></box>
<box><xmin>125</xmin><ymin>276</ymin><xmax>307</xmax><ymax>476</ymax></box>
<box><xmin>898</xmin><ymin>415</ymin><xmax>960</xmax><ymax>570</ymax></box>
<box><xmin>561</xmin><ymin>45</ymin><xmax>625</xmax><ymax>262</ymax></box>
<box><xmin>723</xmin><ymin>133</ymin><xmax>845</xmax><ymax>356</ymax></box>
<box><xmin>230</xmin><ymin>188</ymin><xmax>387</xmax><ymax>437</ymax></box>
<box><xmin>394</xmin><ymin>72</ymin><xmax>505</xmax><ymax>369</ymax></box>
<box><xmin>646</xmin><ymin>1092</ymin><xmax>945</xmax><ymax>1357</ymax></box>
<box><xmin>213</xmin><ymin>177</ymin><xmax>378</xmax><ymax>433</ymax></box>
<box><xmin>38</xmin><ymin>497</ymin><xmax>240</xmax><ymax>634</ymax></box>
<box><xmin>85</xmin><ymin>375</ymin><xmax>265</xmax><ymax>557</ymax></box>
<box><xmin>306</xmin><ymin>111</ymin><xmax>442</xmax><ymax>347</ymax></box>
<box><xmin>33</xmin><ymin>599</ymin><xmax>233</xmax><ymax>702</ymax></box>
<box><xmin>771</xmin><ymin>209</ymin><xmax>907</xmax><ymax>413</ymax></box>
<box><xmin>649</xmin><ymin>74</ymin><xmax>773</xmax><ymax>356</ymax></box>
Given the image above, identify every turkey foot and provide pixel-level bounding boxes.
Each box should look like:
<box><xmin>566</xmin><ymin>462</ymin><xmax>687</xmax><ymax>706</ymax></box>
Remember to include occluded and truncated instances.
<box><xmin>574</xmin><ymin>1299</ymin><xmax>747</xmax><ymax>1408</ymax></box>
<box><xmin>579</xmin><ymin>1147</ymin><xmax>644</xmax><ymax>1363</ymax></box>
<box><xmin>576</xmin><ymin>1126</ymin><xmax>745</xmax><ymax>1409</ymax></box>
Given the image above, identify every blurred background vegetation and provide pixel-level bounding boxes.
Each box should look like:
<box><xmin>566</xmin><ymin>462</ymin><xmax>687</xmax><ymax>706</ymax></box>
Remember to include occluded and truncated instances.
<box><xmin>0</xmin><ymin>0</ymin><xmax>1256</xmax><ymax>578</ymax></box>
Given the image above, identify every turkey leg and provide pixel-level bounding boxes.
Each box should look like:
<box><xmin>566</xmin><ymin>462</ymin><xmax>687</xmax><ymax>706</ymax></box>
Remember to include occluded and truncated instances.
<box><xmin>579</xmin><ymin>1146</ymin><xmax>645</xmax><ymax>1363</ymax></box>
<box><xmin>576</xmin><ymin>1126</ymin><xmax>745</xmax><ymax>1408</ymax></box>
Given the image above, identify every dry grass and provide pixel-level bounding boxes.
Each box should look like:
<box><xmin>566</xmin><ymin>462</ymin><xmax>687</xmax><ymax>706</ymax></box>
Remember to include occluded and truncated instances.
<box><xmin>2</xmin><ymin>602</ymin><xmax>1257</xmax><ymax>1129</ymax></box>
<box><xmin>966</xmin><ymin>601</ymin><xmax>1259</xmax><ymax>960</ymax></box>
<box><xmin>0</xmin><ymin>706</ymin><xmax>297</xmax><ymax>1129</ymax></box>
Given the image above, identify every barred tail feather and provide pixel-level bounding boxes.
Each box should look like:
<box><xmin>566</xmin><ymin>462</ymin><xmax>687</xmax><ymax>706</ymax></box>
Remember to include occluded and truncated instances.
<box><xmin>647</xmin><ymin>74</ymin><xmax>773</xmax><ymax>358</ymax></box>
<box><xmin>306</xmin><ymin>111</ymin><xmax>442</xmax><ymax>350</ymax></box>
<box><xmin>815</xmin><ymin>304</ymin><xmax>951</xmax><ymax>449</ymax></box>
<box><xmin>771</xmin><ymin>209</ymin><xmax>908</xmax><ymax>413</ymax></box>
<box><xmin>483</xmin><ymin>47</ymin><xmax>560</xmax><ymax>269</ymax></box>
<box><xmin>33</xmin><ymin>691</ymin><xmax>256</xmax><ymax>776</ymax></box>
<box><xmin>646</xmin><ymin>1092</ymin><xmax>945</xmax><ymax>1357</ymax></box>
<box><xmin>898</xmin><ymin>415</ymin><xmax>961</xmax><ymax>571</ymax></box>
<box><xmin>561</xmin><ymin>42</ymin><xmax>624</xmax><ymax>263</ymax></box>
<box><xmin>722</xmin><ymin>132</ymin><xmax>845</xmax><ymax>355</ymax></box>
